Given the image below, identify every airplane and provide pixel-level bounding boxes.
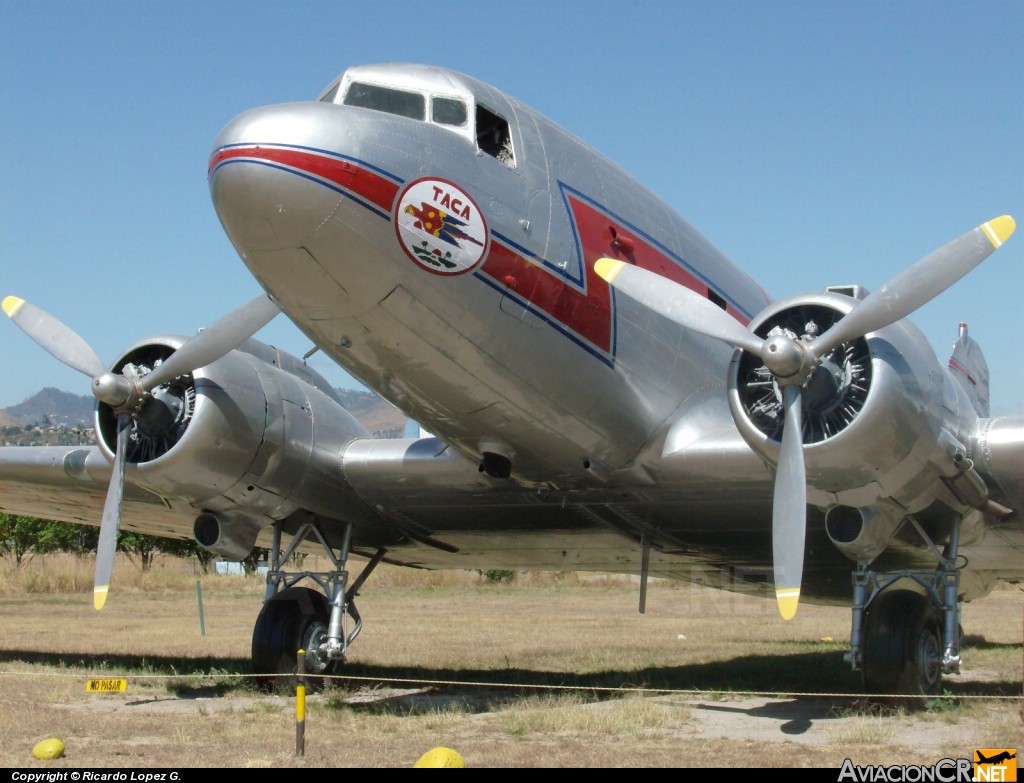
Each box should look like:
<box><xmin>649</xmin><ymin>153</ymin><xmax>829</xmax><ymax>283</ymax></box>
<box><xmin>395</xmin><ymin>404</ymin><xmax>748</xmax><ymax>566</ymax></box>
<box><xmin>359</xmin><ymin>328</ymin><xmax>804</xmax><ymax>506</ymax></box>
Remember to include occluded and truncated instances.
<box><xmin>975</xmin><ymin>752</ymin><xmax>1016</xmax><ymax>766</ymax></box>
<box><xmin>2</xmin><ymin>62</ymin><xmax>1021</xmax><ymax>701</ymax></box>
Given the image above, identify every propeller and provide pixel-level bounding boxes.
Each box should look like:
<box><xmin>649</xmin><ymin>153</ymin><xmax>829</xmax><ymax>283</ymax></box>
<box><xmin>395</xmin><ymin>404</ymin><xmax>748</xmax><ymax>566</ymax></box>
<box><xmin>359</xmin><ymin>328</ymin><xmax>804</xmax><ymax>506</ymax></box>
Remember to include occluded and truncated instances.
<box><xmin>595</xmin><ymin>215</ymin><xmax>1016</xmax><ymax>619</ymax></box>
<box><xmin>2</xmin><ymin>293</ymin><xmax>280</xmax><ymax>609</ymax></box>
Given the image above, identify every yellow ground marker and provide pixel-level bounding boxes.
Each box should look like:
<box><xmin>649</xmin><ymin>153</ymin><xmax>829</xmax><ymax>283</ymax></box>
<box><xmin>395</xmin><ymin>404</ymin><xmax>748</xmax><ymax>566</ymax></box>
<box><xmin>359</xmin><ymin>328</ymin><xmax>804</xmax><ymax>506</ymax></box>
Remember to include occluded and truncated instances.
<box><xmin>414</xmin><ymin>747</ymin><xmax>466</xmax><ymax>768</ymax></box>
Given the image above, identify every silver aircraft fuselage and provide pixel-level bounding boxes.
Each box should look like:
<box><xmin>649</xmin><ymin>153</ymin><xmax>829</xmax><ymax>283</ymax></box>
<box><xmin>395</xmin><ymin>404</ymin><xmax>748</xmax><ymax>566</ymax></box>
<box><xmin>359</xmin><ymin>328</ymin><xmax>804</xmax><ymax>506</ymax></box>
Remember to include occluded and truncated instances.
<box><xmin>204</xmin><ymin>63</ymin><xmax>1023</xmax><ymax>600</ymax></box>
<box><xmin>209</xmin><ymin>63</ymin><xmax>769</xmax><ymax>486</ymax></box>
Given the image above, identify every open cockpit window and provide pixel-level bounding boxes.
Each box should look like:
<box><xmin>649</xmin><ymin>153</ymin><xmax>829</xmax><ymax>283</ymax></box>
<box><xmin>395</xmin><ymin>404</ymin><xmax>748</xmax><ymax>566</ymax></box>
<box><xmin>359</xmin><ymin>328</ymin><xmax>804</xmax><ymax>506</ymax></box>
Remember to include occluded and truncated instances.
<box><xmin>335</xmin><ymin>76</ymin><xmax>514</xmax><ymax>162</ymax></box>
<box><xmin>476</xmin><ymin>105</ymin><xmax>515</xmax><ymax>166</ymax></box>
<box><xmin>343</xmin><ymin>82</ymin><xmax>425</xmax><ymax>121</ymax></box>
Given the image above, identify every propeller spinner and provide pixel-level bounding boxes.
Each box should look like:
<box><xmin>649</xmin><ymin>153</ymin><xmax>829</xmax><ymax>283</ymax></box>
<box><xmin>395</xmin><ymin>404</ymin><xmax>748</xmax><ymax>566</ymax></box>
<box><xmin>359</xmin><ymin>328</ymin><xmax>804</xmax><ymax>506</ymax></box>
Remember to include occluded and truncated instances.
<box><xmin>2</xmin><ymin>294</ymin><xmax>280</xmax><ymax>609</ymax></box>
<box><xmin>595</xmin><ymin>215</ymin><xmax>1015</xmax><ymax>620</ymax></box>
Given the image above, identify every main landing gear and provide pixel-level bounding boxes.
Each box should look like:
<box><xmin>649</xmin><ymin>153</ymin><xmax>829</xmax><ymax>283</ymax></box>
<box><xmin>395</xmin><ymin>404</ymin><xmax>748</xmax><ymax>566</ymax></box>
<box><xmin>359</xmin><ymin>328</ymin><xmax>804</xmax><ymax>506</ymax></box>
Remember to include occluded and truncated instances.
<box><xmin>251</xmin><ymin>520</ymin><xmax>386</xmax><ymax>689</ymax></box>
<box><xmin>845</xmin><ymin>516</ymin><xmax>965</xmax><ymax>705</ymax></box>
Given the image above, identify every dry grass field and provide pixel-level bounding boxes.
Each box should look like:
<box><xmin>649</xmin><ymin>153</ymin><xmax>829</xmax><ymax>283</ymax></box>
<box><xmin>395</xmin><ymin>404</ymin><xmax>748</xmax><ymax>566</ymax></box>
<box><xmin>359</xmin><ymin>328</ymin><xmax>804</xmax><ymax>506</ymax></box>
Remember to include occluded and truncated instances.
<box><xmin>0</xmin><ymin>554</ymin><xmax>1020</xmax><ymax>768</ymax></box>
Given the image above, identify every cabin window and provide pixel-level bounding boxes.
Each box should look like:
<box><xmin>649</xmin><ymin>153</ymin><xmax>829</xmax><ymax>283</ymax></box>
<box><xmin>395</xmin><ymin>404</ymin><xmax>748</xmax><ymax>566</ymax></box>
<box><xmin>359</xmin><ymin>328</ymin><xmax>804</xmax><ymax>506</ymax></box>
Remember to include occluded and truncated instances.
<box><xmin>707</xmin><ymin>289</ymin><xmax>727</xmax><ymax>311</ymax></box>
<box><xmin>343</xmin><ymin>82</ymin><xmax>425</xmax><ymax>120</ymax></box>
<box><xmin>432</xmin><ymin>97</ymin><xmax>468</xmax><ymax>127</ymax></box>
<box><xmin>476</xmin><ymin>105</ymin><xmax>514</xmax><ymax>166</ymax></box>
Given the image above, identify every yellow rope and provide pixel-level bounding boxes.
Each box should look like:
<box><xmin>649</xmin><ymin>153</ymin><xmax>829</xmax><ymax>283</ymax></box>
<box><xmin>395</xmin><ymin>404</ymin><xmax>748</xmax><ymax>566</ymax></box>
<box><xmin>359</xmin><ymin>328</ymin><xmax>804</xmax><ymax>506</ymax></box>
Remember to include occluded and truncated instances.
<box><xmin>0</xmin><ymin>668</ymin><xmax>1019</xmax><ymax>701</ymax></box>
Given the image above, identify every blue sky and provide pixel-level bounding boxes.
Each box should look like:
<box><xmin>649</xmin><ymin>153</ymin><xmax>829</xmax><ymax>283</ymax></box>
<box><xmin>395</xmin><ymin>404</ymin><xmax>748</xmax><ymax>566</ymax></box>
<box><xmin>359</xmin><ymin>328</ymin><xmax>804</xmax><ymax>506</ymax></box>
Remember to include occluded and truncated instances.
<box><xmin>1</xmin><ymin>1</ymin><xmax>1021</xmax><ymax>414</ymax></box>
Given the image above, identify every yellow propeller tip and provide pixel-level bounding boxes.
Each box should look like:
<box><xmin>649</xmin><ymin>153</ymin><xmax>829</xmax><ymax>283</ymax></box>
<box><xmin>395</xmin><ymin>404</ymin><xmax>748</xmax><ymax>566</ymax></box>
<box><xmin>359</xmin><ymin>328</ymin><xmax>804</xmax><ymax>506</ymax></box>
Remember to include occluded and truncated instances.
<box><xmin>776</xmin><ymin>589</ymin><xmax>800</xmax><ymax>621</ymax></box>
<box><xmin>594</xmin><ymin>257</ymin><xmax>625</xmax><ymax>283</ymax></box>
<box><xmin>93</xmin><ymin>586</ymin><xmax>109</xmax><ymax>611</ymax></box>
<box><xmin>981</xmin><ymin>215</ymin><xmax>1015</xmax><ymax>248</ymax></box>
<box><xmin>2</xmin><ymin>296</ymin><xmax>25</xmax><ymax>317</ymax></box>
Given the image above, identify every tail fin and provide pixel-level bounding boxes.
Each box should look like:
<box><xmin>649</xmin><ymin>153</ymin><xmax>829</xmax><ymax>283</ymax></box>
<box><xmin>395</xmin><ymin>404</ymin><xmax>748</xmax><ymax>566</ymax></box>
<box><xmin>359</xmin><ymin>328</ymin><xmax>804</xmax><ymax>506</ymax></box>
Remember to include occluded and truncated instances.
<box><xmin>948</xmin><ymin>323</ymin><xmax>990</xmax><ymax>417</ymax></box>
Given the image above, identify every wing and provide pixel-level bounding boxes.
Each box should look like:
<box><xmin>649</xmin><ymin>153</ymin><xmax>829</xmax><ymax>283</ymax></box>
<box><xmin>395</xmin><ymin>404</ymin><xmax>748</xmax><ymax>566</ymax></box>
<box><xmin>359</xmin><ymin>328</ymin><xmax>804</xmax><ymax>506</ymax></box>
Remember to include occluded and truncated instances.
<box><xmin>0</xmin><ymin>445</ymin><xmax>196</xmax><ymax>539</ymax></box>
<box><xmin>3</xmin><ymin>293</ymin><xmax>279</xmax><ymax>607</ymax></box>
<box><xmin>596</xmin><ymin>215</ymin><xmax>1019</xmax><ymax>617</ymax></box>
<box><xmin>5</xmin><ymin>62</ymin><xmax>1022</xmax><ymax>700</ymax></box>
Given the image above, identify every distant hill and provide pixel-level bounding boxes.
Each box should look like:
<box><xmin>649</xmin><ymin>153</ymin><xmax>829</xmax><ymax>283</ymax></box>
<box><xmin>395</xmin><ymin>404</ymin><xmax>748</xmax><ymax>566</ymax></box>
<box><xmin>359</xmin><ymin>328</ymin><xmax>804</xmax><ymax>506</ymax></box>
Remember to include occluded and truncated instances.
<box><xmin>3</xmin><ymin>387</ymin><xmax>95</xmax><ymax>427</ymax></box>
<box><xmin>1</xmin><ymin>385</ymin><xmax>408</xmax><ymax>438</ymax></box>
<box><xmin>335</xmin><ymin>389</ymin><xmax>408</xmax><ymax>437</ymax></box>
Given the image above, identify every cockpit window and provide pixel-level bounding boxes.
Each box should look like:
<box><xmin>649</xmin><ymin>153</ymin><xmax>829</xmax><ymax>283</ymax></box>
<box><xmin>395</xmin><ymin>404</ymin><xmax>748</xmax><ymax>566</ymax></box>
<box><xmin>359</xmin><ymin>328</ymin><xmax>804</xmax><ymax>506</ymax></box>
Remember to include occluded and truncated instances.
<box><xmin>477</xmin><ymin>105</ymin><xmax>514</xmax><ymax>166</ymax></box>
<box><xmin>343</xmin><ymin>82</ymin><xmax>425</xmax><ymax>120</ymax></box>
<box><xmin>432</xmin><ymin>97</ymin><xmax>467</xmax><ymax>127</ymax></box>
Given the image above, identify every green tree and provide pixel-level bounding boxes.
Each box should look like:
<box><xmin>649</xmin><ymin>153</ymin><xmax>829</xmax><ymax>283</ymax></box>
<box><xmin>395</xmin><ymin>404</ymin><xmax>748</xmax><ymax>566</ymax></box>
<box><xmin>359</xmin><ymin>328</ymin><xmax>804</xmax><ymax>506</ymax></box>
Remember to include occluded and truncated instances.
<box><xmin>116</xmin><ymin>531</ymin><xmax>161</xmax><ymax>572</ymax></box>
<box><xmin>0</xmin><ymin>513</ymin><xmax>266</xmax><ymax>577</ymax></box>
<box><xmin>0</xmin><ymin>514</ymin><xmax>82</xmax><ymax>566</ymax></box>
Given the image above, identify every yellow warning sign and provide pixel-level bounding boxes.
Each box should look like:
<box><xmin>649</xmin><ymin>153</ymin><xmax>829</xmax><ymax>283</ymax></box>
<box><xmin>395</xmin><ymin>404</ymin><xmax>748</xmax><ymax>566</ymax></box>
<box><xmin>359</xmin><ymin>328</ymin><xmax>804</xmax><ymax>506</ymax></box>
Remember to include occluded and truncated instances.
<box><xmin>86</xmin><ymin>678</ymin><xmax>127</xmax><ymax>693</ymax></box>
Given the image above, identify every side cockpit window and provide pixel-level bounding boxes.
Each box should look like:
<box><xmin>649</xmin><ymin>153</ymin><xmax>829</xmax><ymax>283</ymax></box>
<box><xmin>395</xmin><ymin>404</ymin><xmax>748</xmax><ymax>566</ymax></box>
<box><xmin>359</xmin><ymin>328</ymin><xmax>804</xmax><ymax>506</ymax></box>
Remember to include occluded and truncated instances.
<box><xmin>334</xmin><ymin>77</ymin><xmax>514</xmax><ymax>165</ymax></box>
<box><xmin>476</xmin><ymin>105</ymin><xmax>515</xmax><ymax>167</ymax></box>
<box><xmin>343</xmin><ymin>82</ymin><xmax>425</xmax><ymax>120</ymax></box>
<box><xmin>432</xmin><ymin>97</ymin><xmax>467</xmax><ymax>127</ymax></box>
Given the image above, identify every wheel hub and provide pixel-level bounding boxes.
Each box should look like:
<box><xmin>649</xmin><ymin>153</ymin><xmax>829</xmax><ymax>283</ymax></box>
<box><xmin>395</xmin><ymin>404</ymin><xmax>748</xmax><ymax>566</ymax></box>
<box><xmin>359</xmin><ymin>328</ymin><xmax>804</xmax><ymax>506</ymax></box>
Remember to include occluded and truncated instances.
<box><xmin>303</xmin><ymin>622</ymin><xmax>332</xmax><ymax>674</ymax></box>
<box><xmin>916</xmin><ymin>626</ymin><xmax>942</xmax><ymax>692</ymax></box>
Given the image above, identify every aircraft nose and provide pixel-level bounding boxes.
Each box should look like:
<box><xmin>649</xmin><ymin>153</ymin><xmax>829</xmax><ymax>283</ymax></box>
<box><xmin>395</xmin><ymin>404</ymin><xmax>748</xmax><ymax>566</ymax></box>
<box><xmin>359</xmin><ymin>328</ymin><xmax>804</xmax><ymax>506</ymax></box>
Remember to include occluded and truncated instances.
<box><xmin>209</xmin><ymin>102</ymin><xmax>344</xmax><ymax>253</ymax></box>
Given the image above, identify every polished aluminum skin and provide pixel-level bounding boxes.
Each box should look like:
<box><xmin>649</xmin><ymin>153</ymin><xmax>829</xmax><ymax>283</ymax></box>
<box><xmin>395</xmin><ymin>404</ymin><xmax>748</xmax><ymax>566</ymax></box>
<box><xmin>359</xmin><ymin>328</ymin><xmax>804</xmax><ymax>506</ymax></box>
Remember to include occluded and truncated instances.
<box><xmin>2</xmin><ymin>63</ymin><xmax>1021</xmax><ymax>608</ymax></box>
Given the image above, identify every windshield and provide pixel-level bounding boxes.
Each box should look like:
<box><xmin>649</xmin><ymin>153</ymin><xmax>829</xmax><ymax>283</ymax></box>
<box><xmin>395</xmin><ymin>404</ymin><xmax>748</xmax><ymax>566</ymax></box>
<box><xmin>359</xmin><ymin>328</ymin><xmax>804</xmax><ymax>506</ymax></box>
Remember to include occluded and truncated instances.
<box><xmin>343</xmin><ymin>82</ymin><xmax>425</xmax><ymax>120</ymax></box>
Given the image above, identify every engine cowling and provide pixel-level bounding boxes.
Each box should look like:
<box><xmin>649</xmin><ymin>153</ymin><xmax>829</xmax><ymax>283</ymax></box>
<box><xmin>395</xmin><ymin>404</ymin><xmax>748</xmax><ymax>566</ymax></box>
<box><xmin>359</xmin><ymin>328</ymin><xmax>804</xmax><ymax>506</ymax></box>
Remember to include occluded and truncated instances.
<box><xmin>94</xmin><ymin>335</ymin><xmax>373</xmax><ymax>557</ymax></box>
<box><xmin>727</xmin><ymin>289</ymin><xmax>961</xmax><ymax>518</ymax></box>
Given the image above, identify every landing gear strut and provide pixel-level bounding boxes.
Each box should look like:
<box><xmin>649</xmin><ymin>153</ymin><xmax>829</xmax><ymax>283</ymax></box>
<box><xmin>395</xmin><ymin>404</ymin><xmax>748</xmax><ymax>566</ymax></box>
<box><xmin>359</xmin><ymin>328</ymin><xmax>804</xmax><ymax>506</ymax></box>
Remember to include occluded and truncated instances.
<box><xmin>251</xmin><ymin>520</ymin><xmax>386</xmax><ymax>688</ymax></box>
<box><xmin>846</xmin><ymin>515</ymin><xmax>964</xmax><ymax>704</ymax></box>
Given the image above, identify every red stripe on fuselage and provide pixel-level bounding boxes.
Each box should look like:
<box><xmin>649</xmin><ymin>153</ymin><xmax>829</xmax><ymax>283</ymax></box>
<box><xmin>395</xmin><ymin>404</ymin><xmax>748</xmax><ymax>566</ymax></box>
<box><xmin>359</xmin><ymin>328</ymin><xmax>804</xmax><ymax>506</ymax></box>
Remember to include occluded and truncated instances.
<box><xmin>482</xmin><ymin>241</ymin><xmax>614</xmax><ymax>353</ymax></box>
<box><xmin>211</xmin><ymin>146</ymin><xmax>749</xmax><ymax>359</ymax></box>
<box><xmin>480</xmin><ymin>194</ymin><xmax>748</xmax><ymax>357</ymax></box>
<box><xmin>208</xmin><ymin>146</ymin><xmax>399</xmax><ymax>212</ymax></box>
<box><xmin>567</xmin><ymin>194</ymin><xmax>747</xmax><ymax>323</ymax></box>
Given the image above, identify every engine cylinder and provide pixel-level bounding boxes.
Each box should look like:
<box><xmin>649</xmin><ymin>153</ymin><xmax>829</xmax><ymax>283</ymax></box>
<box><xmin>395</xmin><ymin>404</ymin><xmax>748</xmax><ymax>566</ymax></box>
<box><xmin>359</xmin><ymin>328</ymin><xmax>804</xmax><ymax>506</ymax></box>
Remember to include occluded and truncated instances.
<box><xmin>94</xmin><ymin>336</ymin><xmax>375</xmax><ymax>535</ymax></box>
<box><xmin>728</xmin><ymin>291</ymin><xmax>952</xmax><ymax>512</ymax></box>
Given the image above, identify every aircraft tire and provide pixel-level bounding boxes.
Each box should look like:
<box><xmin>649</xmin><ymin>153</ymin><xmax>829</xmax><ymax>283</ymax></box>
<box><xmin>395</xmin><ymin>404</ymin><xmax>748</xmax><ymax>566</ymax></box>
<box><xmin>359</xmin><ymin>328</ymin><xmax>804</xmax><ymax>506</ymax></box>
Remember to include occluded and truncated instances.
<box><xmin>251</xmin><ymin>586</ymin><xmax>339</xmax><ymax>691</ymax></box>
<box><xmin>861</xmin><ymin>588</ymin><xmax>943</xmax><ymax>706</ymax></box>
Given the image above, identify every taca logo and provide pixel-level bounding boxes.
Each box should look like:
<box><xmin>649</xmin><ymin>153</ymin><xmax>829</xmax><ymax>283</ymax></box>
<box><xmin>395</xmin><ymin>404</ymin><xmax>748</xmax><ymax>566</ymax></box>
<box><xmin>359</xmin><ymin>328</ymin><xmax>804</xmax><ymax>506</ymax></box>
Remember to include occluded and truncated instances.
<box><xmin>394</xmin><ymin>178</ymin><xmax>488</xmax><ymax>276</ymax></box>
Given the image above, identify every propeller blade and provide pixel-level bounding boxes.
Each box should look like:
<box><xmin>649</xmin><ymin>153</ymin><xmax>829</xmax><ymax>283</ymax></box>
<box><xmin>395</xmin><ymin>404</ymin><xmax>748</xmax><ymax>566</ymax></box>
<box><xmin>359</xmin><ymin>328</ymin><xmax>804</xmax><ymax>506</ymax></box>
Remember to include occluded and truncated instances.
<box><xmin>2</xmin><ymin>296</ymin><xmax>107</xmax><ymax>379</ymax></box>
<box><xmin>810</xmin><ymin>215</ymin><xmax>1016</xmax><ymax>358</ymax></box>
<box><xmin>773</xmin><ymin>384</ymin><xmax>806</xmax><ymax>621</ymax></box>
<box><xmin>141</xmin><ymin>294</ymin><xmax>279</xmax><ymax>390</ymax></box>
<box><xmin>594</xmin><ymin>259</ymin><xmax>766</xmax><ymax>356</ymax></box>
<box><xmin>94</xmin><ymin>415</ymin><xmax>130</xmax><ymax>610</ymax></box>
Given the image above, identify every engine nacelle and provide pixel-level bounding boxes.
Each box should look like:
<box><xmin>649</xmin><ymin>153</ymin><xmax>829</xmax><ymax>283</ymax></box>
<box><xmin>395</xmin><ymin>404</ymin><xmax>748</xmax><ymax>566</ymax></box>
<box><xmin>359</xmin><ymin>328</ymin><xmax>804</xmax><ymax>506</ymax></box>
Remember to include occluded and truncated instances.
<box><xmin>94</xmin><ymin>335</ymin><xmax>373</xmax><ymax>556</ymax></box>
<box><xmin>727</xmin><ymin>290</ymin><xmax>969</xmax><ymax>518</ymax></box>
<box><xmin>193</xmin><ymin>511</ymin><xmax>262</xmax><ymax>561</ymax></box>
<box><xmin>824</xmin><ymin>502</ymin><xmax>906</xmax><ymax>562</ymax></box>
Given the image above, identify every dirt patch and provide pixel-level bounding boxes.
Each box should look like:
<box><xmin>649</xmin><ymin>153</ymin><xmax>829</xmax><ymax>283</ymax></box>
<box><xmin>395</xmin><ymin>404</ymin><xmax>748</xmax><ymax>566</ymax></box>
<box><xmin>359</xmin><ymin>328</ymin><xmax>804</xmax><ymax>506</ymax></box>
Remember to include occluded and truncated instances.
<box><xmin>58</xmin><ymin>686</ymin><xmax>993</xmax><ymax>756</ymax></box>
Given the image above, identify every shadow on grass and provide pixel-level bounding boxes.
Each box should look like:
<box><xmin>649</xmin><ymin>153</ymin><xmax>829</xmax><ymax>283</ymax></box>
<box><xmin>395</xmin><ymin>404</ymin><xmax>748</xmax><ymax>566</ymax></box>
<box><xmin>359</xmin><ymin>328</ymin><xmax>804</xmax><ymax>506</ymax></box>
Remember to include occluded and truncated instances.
<box><xmin>0</xmin><ymin>649</ymin><xmax>251</xmax><ymax>677</ymax></box>
<box><xmin>961</xmin><ymin>634</ymin><xmax>1019</xmax><ymax>649</ymax></box>
<box><xmin>2</xmin><ymin>647</ymin><xmax>1017</xmax><ymax>714</ymax></box>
